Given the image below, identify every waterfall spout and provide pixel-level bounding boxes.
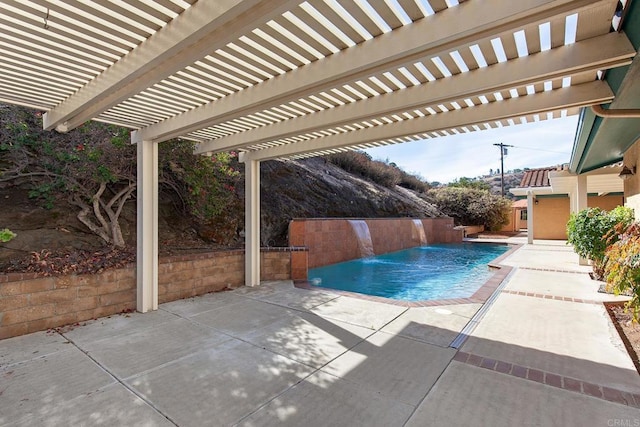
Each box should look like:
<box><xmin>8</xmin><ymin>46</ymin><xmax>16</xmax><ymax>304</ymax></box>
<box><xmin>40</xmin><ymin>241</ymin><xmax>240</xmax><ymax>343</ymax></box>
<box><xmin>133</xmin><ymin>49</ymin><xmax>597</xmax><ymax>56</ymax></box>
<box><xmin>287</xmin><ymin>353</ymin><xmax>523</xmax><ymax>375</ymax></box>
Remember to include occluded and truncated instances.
<box><xmin>412</xmin><ymin>219</ymin><xmax>427</xmax><ymax>246</ymax></box>
<box><xmin>348</xmin><ymin>220</ymin><xmax>375</xmax><ymax>257</ymax></box>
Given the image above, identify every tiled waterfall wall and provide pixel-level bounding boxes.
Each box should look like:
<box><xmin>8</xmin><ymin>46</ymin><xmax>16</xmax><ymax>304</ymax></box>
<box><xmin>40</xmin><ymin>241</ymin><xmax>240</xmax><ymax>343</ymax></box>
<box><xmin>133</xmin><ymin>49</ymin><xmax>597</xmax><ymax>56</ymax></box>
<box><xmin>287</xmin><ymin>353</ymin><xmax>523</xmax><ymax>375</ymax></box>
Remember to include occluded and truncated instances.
<box><xmin>289</xmin><ymin>218</ymin><xmax>462</xmax><ymax>269</ymax></box>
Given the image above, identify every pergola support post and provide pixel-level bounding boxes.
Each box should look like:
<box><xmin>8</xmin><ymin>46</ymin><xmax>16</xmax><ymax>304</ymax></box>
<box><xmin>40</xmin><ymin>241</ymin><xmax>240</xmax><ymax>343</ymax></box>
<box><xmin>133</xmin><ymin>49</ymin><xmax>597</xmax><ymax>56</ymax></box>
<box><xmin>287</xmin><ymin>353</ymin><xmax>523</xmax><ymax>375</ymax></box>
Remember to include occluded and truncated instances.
<box><xmin>245</xmin><ymin>158</ymin><xmax>261</xmax><ymax>287</ymax></box>
<box><xmin>136</xmin><ymin>139</ymin><xmax>158</xmax><ymax>312</ymax></box>
<box><xmin>527</xmin><ymin>191</ymin><xmax>534</xmax><ymax>244</ymax></box>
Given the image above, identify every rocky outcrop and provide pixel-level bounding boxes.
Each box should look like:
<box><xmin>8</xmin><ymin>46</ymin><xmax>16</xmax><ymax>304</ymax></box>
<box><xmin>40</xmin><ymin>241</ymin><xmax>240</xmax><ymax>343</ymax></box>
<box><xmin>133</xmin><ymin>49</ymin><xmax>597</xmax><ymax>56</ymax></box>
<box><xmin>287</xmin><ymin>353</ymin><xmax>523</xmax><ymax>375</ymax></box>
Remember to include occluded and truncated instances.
<box><xmin>259</xmin><ymin>158</ymin><xmax>443</xmax><ymax>246</ymax></box>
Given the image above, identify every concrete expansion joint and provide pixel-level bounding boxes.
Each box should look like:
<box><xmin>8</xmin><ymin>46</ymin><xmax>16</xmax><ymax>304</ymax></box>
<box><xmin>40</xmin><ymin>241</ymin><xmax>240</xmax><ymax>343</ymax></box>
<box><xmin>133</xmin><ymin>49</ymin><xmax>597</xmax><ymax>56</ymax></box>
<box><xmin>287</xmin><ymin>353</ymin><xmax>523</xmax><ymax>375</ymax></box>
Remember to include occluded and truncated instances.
<box><xmin>500</xmin><ymin>289</ymin><xmax>603</xmax><ymax>305</ymax></box>
<box><xmin>55</xmin><ymin>330</ymin><xmax>180</xmax><ymax>427</ymax></box>
<box><xmin>453</xmin><ymin>351</ymin><xmax>640</xmax><ymax>409</ymax></box>
<box><xmin>519</xmin><ymin>266</ymin><xmax>590</xmax><ymax>274</ymax></box>
<box><xmin>450</xmin><ymin>266</ymin><xmax>519</xmax><ymax>349</ymax></box>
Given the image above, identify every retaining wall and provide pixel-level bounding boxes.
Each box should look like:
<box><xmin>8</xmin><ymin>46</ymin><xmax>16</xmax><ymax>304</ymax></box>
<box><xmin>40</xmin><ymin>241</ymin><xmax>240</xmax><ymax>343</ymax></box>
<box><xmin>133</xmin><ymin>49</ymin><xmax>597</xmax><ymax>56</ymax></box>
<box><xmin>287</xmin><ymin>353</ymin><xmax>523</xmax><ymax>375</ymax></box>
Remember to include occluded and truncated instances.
<box><xmin>0</xmin><ymin>247</ymin><xmax>307</xmax><ymax>340</ymax></box>
<box><xmin>289</xmin><ymin>217</ymin><xmax>462</xmax><ymax>269</ymax></box>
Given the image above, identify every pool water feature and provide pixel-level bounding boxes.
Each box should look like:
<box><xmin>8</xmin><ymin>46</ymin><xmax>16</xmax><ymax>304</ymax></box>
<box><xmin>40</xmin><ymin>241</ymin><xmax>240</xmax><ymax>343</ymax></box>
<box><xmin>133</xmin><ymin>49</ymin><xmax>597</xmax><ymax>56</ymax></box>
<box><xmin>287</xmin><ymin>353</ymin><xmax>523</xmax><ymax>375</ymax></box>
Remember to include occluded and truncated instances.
<box><xmin>411</xmin><ymin>219</ymin><xmax>427</xmax><ymax>245</ymax></box>
<box><xmin>347</xmin><ymin>220</ymin><xmax>375</xmax><ymax>257</ymax></box>
<box><xmin>308</xmin><ymin>243</ymin><xmax>510</xmax><ymax>302</ymax></box>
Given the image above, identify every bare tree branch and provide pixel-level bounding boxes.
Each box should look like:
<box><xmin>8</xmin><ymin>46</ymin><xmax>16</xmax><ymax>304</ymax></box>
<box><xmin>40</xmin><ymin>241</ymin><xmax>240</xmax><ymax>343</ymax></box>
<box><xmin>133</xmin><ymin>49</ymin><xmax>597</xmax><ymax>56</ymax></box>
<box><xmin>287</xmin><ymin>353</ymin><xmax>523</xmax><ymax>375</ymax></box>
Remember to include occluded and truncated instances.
<box><xmin>0</xmin><ymin>171</ymin><xmax>56</xmax><ymax>182</ymax></box>
<box><xmin>159</xmin><ymin>178</ymin><xmax>187</xmax><ymax>212</ymax></box>
<box><xmin>70</xmin><ymin>195</ymin><xmax>111</xmax><ymax>245</ymax></box>
<box><xmin>106</xmin><ymin>181</ymin><xmax>135</xmax><ymax>212</ymax></box>
<box><xmin>114</xmin><ymin>182</ymin><xmax>136</xmax><ymax>219</ymax></box>
<box><xmin>92</xmin><ymin>183</ymin><xmax>111</xmax><ymax>236</ymax></box>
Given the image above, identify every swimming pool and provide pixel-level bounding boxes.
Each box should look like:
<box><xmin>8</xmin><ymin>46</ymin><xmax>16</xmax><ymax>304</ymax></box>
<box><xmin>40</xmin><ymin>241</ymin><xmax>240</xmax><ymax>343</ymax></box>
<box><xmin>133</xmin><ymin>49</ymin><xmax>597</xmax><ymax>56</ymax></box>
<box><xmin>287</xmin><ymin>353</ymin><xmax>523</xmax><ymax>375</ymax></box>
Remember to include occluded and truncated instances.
<box><xmin>308</xmin><ymin>243</ymin><xmax>510</xmax><ymax>302</ymax></box>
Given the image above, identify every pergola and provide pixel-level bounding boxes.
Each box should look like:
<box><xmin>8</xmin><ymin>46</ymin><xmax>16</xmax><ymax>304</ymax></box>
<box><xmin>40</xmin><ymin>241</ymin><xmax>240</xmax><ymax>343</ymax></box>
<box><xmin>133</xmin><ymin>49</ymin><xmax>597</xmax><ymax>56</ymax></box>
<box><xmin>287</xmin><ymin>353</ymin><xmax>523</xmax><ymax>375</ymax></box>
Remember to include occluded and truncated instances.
<box><xmin>0</xmin><ymin>0</ymin><xmax>635</xmax><ymax>312</ymax></box>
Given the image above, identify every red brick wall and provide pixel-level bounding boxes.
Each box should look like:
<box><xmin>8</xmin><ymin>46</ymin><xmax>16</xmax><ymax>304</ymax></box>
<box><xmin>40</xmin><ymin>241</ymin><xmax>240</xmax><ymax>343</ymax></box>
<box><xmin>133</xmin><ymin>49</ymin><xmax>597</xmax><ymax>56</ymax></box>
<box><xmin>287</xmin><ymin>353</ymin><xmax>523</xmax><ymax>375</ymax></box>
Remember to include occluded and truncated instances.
<box><xmin>0</xmin><ymin>248</ymin><xmax>307</xmax><ymax>340</ymax></box>
<box><xmin>289</xmin><ymin>218</ymin><xmax>461</xmax><ymax>268</ymax></box>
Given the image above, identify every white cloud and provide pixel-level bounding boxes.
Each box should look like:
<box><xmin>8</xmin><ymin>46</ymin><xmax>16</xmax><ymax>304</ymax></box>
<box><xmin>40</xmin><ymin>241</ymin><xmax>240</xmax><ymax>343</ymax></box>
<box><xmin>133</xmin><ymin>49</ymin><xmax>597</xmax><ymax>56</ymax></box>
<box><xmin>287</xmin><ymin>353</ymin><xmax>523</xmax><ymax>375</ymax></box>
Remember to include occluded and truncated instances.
<box><xmin>364</xmin><ymin>115</ymin><xmax>579</xmax><ymax>183</ymax></box>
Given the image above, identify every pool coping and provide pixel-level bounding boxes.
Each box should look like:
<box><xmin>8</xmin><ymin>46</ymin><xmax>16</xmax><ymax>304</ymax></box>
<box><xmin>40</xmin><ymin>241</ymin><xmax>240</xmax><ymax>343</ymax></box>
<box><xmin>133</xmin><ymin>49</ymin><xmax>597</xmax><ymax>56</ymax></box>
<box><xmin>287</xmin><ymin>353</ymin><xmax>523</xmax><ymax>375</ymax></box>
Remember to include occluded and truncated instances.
<box><xmin>294</xmin><ymin>242</ymin><xmax>522</xmax><ymax>308</ymax></box>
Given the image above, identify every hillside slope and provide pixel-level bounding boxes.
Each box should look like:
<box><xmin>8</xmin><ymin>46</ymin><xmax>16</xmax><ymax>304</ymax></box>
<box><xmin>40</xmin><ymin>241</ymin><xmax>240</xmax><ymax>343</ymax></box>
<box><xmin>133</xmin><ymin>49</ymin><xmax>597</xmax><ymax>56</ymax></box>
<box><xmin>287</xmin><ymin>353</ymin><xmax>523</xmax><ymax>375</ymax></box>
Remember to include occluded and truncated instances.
<box><xmin>1</xmin><ymin>131</ymin><xmax>442</xmax><ymax>266</ymax></box>
<box><xmin>259</xmin><ymin>158</ymin><xmax>443</xmax><ymax>245</ymax></box>
<box><xmin>480</xmin><ymin>171</ymin><xmax>525</xmax><ymax>196</ymax></box>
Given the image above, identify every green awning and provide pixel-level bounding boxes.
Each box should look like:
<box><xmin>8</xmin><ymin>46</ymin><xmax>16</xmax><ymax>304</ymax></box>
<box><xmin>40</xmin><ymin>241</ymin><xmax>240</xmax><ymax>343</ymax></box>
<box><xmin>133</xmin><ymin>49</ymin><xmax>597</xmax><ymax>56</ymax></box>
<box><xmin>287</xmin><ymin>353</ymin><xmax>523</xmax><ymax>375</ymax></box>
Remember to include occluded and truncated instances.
<box><xmin>570</xmin><ymin>1</ymin><xmax>640</xmax><ymax>174</ymax></box>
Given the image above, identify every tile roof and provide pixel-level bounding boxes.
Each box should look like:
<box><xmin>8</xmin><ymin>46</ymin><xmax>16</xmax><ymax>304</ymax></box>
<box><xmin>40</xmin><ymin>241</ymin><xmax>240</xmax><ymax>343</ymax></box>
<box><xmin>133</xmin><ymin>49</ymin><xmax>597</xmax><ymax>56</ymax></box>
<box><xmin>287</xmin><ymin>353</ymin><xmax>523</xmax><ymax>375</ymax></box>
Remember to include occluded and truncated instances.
<box><xmin>512</xmin><ymin>199</ymin><xmax>528</xmax><ymax>208</ymax></box>
<box><xmin>519</xmin><ymin>168</ymin><xmax>557</xmax><ymax>188</ymax></box>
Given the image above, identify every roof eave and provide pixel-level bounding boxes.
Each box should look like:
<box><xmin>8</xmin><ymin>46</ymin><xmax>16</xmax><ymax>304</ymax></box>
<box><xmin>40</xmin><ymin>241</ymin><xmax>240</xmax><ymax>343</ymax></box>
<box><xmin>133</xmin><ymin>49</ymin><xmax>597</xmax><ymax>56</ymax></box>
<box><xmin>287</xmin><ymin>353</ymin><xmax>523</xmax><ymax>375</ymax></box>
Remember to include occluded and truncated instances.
<box><xmin>509</xmin><ymin>186</ymin><xmax>554</xmax><ymax>196</ymax></box>
<box><xmin>569</xmin><ymin>2</ymin><xmax>640</xmax><ymax>174</ymax></box>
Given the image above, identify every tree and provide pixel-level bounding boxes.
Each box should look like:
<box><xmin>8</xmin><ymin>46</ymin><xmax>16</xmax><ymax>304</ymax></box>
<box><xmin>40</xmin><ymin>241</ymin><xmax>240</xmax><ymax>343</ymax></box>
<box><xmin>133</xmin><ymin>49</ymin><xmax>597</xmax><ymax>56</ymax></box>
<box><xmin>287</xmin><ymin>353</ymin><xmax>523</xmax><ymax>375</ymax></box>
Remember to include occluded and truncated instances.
<box><xmin>0</xmin><ymin>105</ymin><xmax>240</xmax><ymax>247</ymax></box>
<box><xmin>428</xmin><ymin>186</ymin><xmax>511</xmax><ymax>230</ymax></box>
<box><xmin>448</xmin><ymin>177</ymin><xmax>491</xmax><ymax>191</ymax></box>
<box><xmin>1</xmin><ymin>107</ymin><xmax>137</xmax><ymax>246</ymax></box>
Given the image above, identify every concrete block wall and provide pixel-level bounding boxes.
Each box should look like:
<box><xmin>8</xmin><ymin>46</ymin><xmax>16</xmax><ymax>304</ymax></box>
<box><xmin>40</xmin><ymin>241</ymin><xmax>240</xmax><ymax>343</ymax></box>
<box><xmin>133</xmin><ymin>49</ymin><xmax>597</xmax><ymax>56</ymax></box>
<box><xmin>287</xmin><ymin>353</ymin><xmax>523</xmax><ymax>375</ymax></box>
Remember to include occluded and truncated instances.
<box><xmin>0</xmin><ymin>248</ymin><xmax>307</xmax><ymax>340</ymax></box>
<box><xmin>289</xmin><ymin>217</ymin><xmax>461</xmax><ymax>269</ymax></box>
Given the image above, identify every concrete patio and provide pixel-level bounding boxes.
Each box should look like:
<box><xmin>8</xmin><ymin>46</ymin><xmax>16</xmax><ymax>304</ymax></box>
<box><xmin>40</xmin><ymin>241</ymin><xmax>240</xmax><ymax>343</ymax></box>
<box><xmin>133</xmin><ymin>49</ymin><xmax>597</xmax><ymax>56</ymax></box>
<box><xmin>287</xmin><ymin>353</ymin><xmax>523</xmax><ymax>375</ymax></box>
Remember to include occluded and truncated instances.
<box><xmin>1</xmin><ymin>240</ymin><xmax>639</xmax><ymax>426</ymax></box>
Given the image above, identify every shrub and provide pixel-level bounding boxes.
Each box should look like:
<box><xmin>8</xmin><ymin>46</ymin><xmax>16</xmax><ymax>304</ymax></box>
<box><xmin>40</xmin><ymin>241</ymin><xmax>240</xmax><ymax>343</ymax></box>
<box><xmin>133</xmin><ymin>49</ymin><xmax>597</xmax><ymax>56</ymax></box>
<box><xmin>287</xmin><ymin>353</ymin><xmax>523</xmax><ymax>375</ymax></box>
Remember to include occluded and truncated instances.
<box><xmin>566</xmin><ymin>206</ymin><xmax>634</xmax><ymax>279</ymax></box>
<box><xmin>327</xmin><ymin>151</ymin><xmax>401</xmax><ymax>188</ymax></box>
<box><xmin>427</xmin><ymin>186</ymin><xmax>511</xmax><ymax>230</ymax></box>
<box><xmin>0</xmin><ymin>228</ymin><xmax>16</xmax><ymax>243</ymax></box>
<box><xmin>398</xmin><ymin>172</ymin><xmax>431</xmax><ymax>193</ymax></box>
<box><xmin>327</xmin><ymin>151</ymin><xmax>431</xmax><ymax>192</ymax></box>
<box><xmin>603</xmin><ymin>222</ymin><xmax>640</xmax><ymax>320</ymax></box>
<box><xmin>448</xmin><ymin>177</ymin><xmax>491</xmax><ymax>191</ymax></box>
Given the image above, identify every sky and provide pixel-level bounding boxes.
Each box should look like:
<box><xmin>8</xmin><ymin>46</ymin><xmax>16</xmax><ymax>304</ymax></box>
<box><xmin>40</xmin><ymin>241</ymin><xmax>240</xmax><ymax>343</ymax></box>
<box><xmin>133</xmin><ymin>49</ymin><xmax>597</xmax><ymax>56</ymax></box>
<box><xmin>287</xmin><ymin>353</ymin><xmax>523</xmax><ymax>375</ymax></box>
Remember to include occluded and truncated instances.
<box><xmin>364</xmin><ymin>115</ymin><xmax>579</xmax><ymax>184</ymax></box>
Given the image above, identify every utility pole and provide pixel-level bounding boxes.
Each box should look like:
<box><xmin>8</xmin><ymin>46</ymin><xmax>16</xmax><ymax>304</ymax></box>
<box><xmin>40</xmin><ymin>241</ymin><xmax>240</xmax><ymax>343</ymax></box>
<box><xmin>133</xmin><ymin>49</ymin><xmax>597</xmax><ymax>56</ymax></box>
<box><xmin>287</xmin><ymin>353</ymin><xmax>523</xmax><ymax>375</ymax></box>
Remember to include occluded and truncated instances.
<box><xmin>494</xmin><ymin>143</ymin><xmax>513</xmax><ymax>196</ymax></box>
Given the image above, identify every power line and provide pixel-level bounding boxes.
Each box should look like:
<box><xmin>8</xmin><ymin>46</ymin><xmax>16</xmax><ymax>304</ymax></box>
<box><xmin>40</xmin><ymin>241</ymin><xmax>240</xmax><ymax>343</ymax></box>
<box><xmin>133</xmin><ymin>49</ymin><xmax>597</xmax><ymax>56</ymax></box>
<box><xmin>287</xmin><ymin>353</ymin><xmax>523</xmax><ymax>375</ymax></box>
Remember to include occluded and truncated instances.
<box><xmin>508</xmin><ymin>145</ymin><xmax>569</xmax><ymax>155</ymax></box>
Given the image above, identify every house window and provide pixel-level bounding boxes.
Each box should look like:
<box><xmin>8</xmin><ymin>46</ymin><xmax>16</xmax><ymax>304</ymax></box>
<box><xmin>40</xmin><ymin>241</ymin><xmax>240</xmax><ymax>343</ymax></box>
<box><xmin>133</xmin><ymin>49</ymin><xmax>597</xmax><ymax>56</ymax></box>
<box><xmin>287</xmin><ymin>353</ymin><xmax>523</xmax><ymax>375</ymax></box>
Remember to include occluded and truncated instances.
<box><xmin>520</xmin><ymin>210</ymin><xmax>528</xmax><ymax>220</ymax></box>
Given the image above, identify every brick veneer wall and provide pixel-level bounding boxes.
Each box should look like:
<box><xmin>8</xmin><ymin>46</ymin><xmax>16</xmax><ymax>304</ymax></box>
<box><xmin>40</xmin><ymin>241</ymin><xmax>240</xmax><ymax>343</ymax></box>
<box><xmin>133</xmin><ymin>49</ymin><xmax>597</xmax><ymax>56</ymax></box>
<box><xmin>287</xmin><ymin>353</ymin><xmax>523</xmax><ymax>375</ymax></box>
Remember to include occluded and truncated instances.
<box><xmin>289</xmin><ymin>218</ymin><xmax>462</xmax><ymax>269</ymax></box>
<box><xmin>0</xmin><ymin>247</ymin><xmax>307</xmax><ymax>340</ymax></box>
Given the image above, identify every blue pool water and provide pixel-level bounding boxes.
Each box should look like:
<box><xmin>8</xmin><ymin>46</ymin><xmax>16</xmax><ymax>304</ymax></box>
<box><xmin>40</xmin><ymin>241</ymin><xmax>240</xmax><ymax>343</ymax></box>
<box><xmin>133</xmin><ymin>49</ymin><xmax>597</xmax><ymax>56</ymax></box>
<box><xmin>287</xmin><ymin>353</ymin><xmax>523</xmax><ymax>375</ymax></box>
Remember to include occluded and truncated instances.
<box><xmin>308</xmin><ymin>243</ymin><xmax>510</xmax><ymax>302</ymax></box>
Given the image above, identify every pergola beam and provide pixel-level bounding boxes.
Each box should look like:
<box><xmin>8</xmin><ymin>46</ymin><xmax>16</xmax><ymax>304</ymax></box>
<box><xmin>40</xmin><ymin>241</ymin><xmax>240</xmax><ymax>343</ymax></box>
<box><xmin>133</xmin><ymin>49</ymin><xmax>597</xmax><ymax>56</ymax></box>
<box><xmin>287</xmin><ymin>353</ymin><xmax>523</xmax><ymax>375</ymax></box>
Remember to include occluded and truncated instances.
<box><xmin>196</xmin><ymin>32</ymin><xmax>633</xmax><ymax>154</ymax></box>
<box><xmin>242</xmin><ymin>81</ymin><xmax>613</xmax><ymax>161</ymax></box>
<box><xmin>42</xmin><ymin>0</ymin><xmax>298</xmax><ymax>132</ymax></box>
<box><xmin>133</xmin><ymin>0</ymin><xmax>605</xmax><ymax>144</ymax></box>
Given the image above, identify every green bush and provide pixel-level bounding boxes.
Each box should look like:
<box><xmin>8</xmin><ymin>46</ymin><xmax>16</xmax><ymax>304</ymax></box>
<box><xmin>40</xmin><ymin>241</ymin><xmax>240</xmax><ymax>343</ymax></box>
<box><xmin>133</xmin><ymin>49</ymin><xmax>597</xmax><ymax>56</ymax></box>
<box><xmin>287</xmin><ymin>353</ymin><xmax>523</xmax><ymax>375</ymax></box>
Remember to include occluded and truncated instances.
<box><xmin>603</xmin><ymin>222</ymin><xmax>640</xmax><ymax>320</ymax></box>
<box><xmin>427</xmin><ymin>186</ymin><xmax>511</xmax><ymax>231</ymax></box>
<box><xmin>0</xmin><ymin>228</ymin><xmax>16</xmax><ymax>243</ymax></box>
<box><xmin>448</xmin><ymin>177</ymin><xmax>491</xmax><ymax>191</ymax></box>
<box><xmin>566</xmin><ymin>206</ymin><xmax>634</xmax><ymax>278</ymax></box>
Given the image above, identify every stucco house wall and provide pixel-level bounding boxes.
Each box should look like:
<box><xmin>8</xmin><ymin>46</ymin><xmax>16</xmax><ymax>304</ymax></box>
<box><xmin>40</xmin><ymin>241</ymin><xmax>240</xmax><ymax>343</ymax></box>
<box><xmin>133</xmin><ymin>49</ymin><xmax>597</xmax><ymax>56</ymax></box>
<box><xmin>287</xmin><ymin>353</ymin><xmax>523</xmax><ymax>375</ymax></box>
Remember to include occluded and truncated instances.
<box><xmin>533</xmin><ymin>197</ymin><xmax>570</xmax><ymax>239</ymax></box>
<box><xmin>533</xmin><ymin>194</ymin><xmax>624</xmax><ymax>239</ymax></box>
<box><xmin>592</xmin><ymin>194</ymin><xmax>625</xmax><ymax>211</ymax></box>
